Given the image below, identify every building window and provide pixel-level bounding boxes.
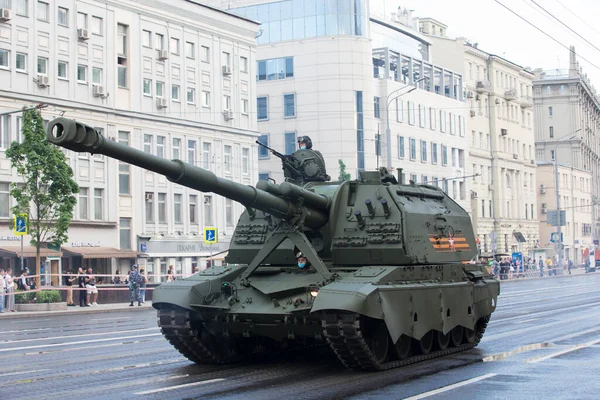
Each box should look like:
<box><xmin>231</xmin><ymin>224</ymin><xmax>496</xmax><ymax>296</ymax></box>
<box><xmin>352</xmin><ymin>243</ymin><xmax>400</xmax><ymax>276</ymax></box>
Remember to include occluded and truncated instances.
<box><xmin>374</xmin><ymin>97</ymin><xmax>381</xmax><ymax>119</ymax></box>
<box><xmin>57</xmin><ymin>61</ymin><xmax>68</xmax><ymax>79</ymax></box>
<box><xmin>155</xmin><ymin>33</ymin><xmax>164</xmax><ymax>50</ymax></box>
<box><xmin>356</xmin><ymin>91</ymin><xmax>364</xmax><ymax>171</ymax></box>
<box><xmin>0</xmin><ymin>182</ymin><xmax>9</xmax><ymax>217</ymax></box>
<box><xmin>156</xmin><ymin>136</ymin><xmax>165</xmax><ymax>158</ymax></box>
<box><xmin>158</xmin><ymin>193</ymin><xmax>166</xmax><ymax>223</ymax></box>
<box><xmin>92</xmin><ymin>67</ymin><xmax>102</xmax><ymax>85</ymax></box>
<box><xmin>119</xmin><ymin>218</ymin><xmax>131</xmax><ymax>250</ymax></box>
<box><xmin>241</xmin><ymin>99</ymin><xmax>249</xmax><ymax>115</ymax></box>
<box><xmin>226</xmin><ymin>198</ymin><xmax>233</xmax><ymax>227</ymax></box>
<box><xmin>143</xmin><ymin>79</ymin><xmax>151</xmax><ymax>95</ymax></box>
<box><xmin>201</xmin><ymin>45</ymin><xmax>210</xmax><ymax>62</ymax></box>
<box><xmin>76</xmin><ymin>65</ymin><xmax>87</xmax><ymax>82</ymax></box>
<box><xmin>256</xmin><ymin>57</ymin><xmax>293</xmax><ymax>81</ymax></box>
<box><xmin>204</xmin><ymin>196</ymin><xmax>213</xmax><ymax>226</ymax></box>
<box><xmin>91</xmin><ymin>16</ymin><xmax>103</xmax><ymax>35</ymax></box>
<box><xmin>202</xmin><ymin>142</ymin><xmax>211</xmax><ymax>170</ymax></box>
<box><xmin>117</xmin><ymin>24</ymin><xmax>128</xmax><ymax>87</ymax></box>
<box><xmin>156</xmin><ymin>81</ymin><xmax>164</xmax><ymax>98</ymax></box>
<box><xmin>172</xmin><ymin>85</ymin><xmax>180</xmax><ymax>101</ymax></box>
<box><xmin>223</xmin><ymin>95</ymin><xmax>231</xmax><ymax>110</ymax></box>
<box><xmin>431</xmin><ymin>143</ymin><xmax>438</xmax><ymax>164</ymax></box>
<box><xmin>78</xmin><ymin>188</ymin><xmax>88</xmax><ymax>220</ymax></box>
<box><xmin>143</xmin><ymin>134</ymin><xmax>152</xmax><ymax>153</ymax></box>
<box><xmin>0</xmin><ymin>49</ymin><xmax>7</xmax><ymax>70</ymax></box>
<box><xmin>409</xmin><ymin>138</ymin><xmax>416</xmax><ymax>160</ymax></box>
<box><xmin>170</xmin><ymin>37</ymin><xmax>180</xmax><ymax>55</ymax></box>
<box><xmin>257</xmin><ymin>96</ymin><xmax>268</xmax><ymax>120</ymax></box>
<box><xmin>0</xmin><ymin>115</ymin><xmax>10</xmax><ymax>149</ymax></box>
<box><xmin>419</xmin><ymin>105</ymin><xmax>426</xmax><ymax>127</ymax></box>
<box><xmin>202</xmin><ymin>91</ymin><xmax>210</xmax><ymax>107</ymax></box>
<box><xmin>117</xmin><ymin>23</ymin><xmax>127</xmax><ymax>55</ymax></box>
<box><xmin>172</xmin><ymin>138</ymin><xmax>181</xmax><ymax>160</ymax></box>
<box><xmin>398</xmin><ymin>136</ymin><xmax>405</xmax><ymax>159</ymax></box>
<box><xmin>188</xmin><ymin>140</ymin><xmax>196</xmax><ymax>165</ymax></box>
<box><xmin>189</xmin><ymin>195</ymin><xmax>197</xmax><ymax>224</ymax></box>
<box><xmin>37</xmin><ymin>1</ymin><xmax>49</xmax><ymax>22</ymax></box>
<box><xmin>258</xmin><ymin>134</ymin><xmax>269</xmax><ymax>159</ymax></box>
<box><xmin>185</xmin><ymin>41</ymin><xmax>195</xmax><ymax>58</ymax></box>
<box><xmin>37</xmin><ymin>56</ymin><xmax>48</xmax><ymax>75</ymax></box>
<box><xmin>396</xmin><ymin>99</ymin><xmax>404</xmax><ymax>122</ymax></box>
<box><xmin>549</xmin><ymin>106</ymin><xmax>553</xmax><ymax>116</ymax></box>
<box><xmin>258</xmin><ymin>173</ymin><xmax>270</xmax><ymax>181</ymax></box>
<box><xmin>242</xmin><ymin>148</ymin><xmax>249</xmax><ymax>174</ymax></box>
<box><xmin>142</xmin><ymin>30</ymin><xmax>151</xmax><ymax>48</ymax></box>
<box><xmin>408</xmin><ymin>101</ymin><xmax>415</xmax><ymax>125</ymax></box>
<box><xmin>284</xmin><ymin>94</ymin><xmax>296</xmax><ymax>118</ymax></box>
<box><xmin>551</xmin><ymin>150</ymin><xmax>555</xmax><ymax>160</ymax></box>
<box><xmin>174</xmin><ymin>193</ymin><xmax>182</xmax><ymax>223</ymax></box>
<box><xmin>442</xmin><ymin>145</ymin><xmax>448</xmax><ymax>165</ymax></box>
<box><xmin>118</xmin><ymin>131</ymin><xmax>130</xmax><ymax>195</ymax></box>
<box><xmin>421</xmin><ymin>140</ymin><xmax>427</xmax><ymax>162</ymax></box>
<box><xmin>222</xmin><ymin>51</ymin><xmax>231</xmax><ymax>67</ymax></box>
<box><xmin>549</xmin><ymin>126</ymin><xmax>554</xmax><ymax>138</ymax></box>
<box><xmin>187</xmin><ymin>88</ymin><xmax>195</xmax><ymax>104</ymax></box>
<box><xmin>57</xmin><ymin>7</ymin><xmax>69</xmax><ymax>26</ymax></box>
<box><xmin>94</xmin><ymin>188</ymin><xmax>103</xmax><ymax>220</ymax></box>
<box><xmin>240</xmin><ymin>56</ymin><xmax>248</xmax><ymax>73</ymax></box>
<box><xmin>15</xmin><ymin>0</ymin><xmax>28</xmax><ymax>16</ymax></box>
<box><xmin>16</xmin><ymin>53</ymin><xmax>26</xmax><ymax>72</ymax></box>
<box><xmin>224</xmin><ymin>145</ymin><xmax>232</xmax><ymax>173</ymax></box>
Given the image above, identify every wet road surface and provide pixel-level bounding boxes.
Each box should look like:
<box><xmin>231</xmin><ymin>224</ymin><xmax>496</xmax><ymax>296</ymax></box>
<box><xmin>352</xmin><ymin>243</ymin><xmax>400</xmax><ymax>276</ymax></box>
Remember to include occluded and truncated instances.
<box><xmin>2</xmin><ymin>272</ymin><xmax>600</xmax><ymax>399</ymax></box>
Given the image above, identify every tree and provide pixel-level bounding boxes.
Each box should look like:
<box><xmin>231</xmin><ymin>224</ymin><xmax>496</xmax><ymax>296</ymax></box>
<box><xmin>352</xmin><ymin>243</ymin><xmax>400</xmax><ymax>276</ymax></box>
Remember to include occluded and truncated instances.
<box><xmin>338</xmin><ymin>159</ymin><xmax>351</xmax><ymax>181</ymax></box>
<box><xmin>6</xmin><ymin>109</ymin><xmax>78</xmax><ymax>287</ymax></box>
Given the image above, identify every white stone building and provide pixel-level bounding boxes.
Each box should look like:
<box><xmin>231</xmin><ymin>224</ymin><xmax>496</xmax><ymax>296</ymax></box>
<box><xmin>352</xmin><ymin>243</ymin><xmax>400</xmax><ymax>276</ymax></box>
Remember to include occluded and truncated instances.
<box><xmin>204</xmin><ymin>1</ymin><xmax>471</xmax><ymax>211</ymax></box>
<box><xmin>536</xmin><ymin>162</ymin><xmax>593</xmax><ymax>263</ymax></box>
<box><xmin>424</xmin><ymin>21</ymin><xmax>539</xmax><ymax>257</ymax></box>
<box><xmin>533</xmin><ymin>47</ymin><xmax>600</xmax><ymax>247</ymax></box>
<box><xmin>0</xmin><ymin>0</ymin><xmax>259</xmax><ymax>280</ymax></box>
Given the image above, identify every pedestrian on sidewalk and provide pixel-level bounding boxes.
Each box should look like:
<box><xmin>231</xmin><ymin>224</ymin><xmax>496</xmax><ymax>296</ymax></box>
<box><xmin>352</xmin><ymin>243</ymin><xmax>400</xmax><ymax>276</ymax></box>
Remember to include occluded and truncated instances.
<box><xmin>64</xmin><ymin>271</ymin><xmax>76</xmax><ymax>306</ymax></box>
<box><xmin>538</xmin><ymin>256</ymin><xmax>544</xmax><ymax>277</ymax></box>
<box><xmin>568</xmin><ymin>258</ymin><xmax>573</xmax><ymax>275</ymax></box>
<box><xmin>0</xmin><ymin>269</ymin><xmax>6</xmax><ymax>313</ymax></box>
<box><xmin>128</xmin><ymin>265</ymin><xmax>142</xmax><ymax>306</ymax></box>
<box><xmin>77</xmin><ymin>267</ymin><xmax>87</xmax><ymax>307</ymax></box>
<box><xmin>139</xmin><ymin>268</ymin><xmax>147</xmax><ymax>303</ymax></box>
<box><xmin>85</xmin><ymin>267</ymin><xmax>99</xmax><ymax>306</ymax></box>
<box><xmin>4</xmin><ymin>268</ymin><xmax>15</xmax><ymax>312</ymax></box>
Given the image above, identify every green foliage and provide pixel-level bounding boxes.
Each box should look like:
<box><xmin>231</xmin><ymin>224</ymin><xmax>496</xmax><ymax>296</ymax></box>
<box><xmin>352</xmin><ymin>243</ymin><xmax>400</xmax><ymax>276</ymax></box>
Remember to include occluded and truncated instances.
<box><xmin>14</xmin><ymin>290</ymin><xmax>36</xmax><ymax>304</ymax></box>
<box><xmin>338</xmin><ymin>159</ymin><xmax>351</xmax><ymax>182</ymax></box>
<box><xmin>5</xmin><ymin>109</ymin><xmax>78</xmax><ymax>251</ymax></box>
<box><xmin>35</xmin><ymin>290</ymin><xmax>62</xmax><ymax>303</ymax></box>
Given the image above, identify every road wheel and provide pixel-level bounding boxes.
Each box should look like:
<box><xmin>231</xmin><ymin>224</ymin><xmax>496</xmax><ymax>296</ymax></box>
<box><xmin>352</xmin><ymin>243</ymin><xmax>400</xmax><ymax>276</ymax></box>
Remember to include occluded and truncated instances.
<box><xmin>436</xmin><ymin>330</ymin><xmax>450</xmax><ymax>350</ymax></box>
<box><xmin>464</xmin><ymin>327</ymin><xmax>477</xmax><ymax>344</ymax></box>
<box><xmin>394</xmin><ymin>334</ymin><xmax>412</xmax><ymax>360</ymax></box>
<box><xmin>418</xmin><ymin>330</ymin><xmax>434</xmax><ymax>355</ymax></box>
<box><xmin>362</xmin><ymin>318</ymin><xmax>390</xmax><ymax>365</ymax></box>
<box><xmin>450</xmin><ymin>326</ymin><xmax>463</xmax><ymax>347</ymax></box>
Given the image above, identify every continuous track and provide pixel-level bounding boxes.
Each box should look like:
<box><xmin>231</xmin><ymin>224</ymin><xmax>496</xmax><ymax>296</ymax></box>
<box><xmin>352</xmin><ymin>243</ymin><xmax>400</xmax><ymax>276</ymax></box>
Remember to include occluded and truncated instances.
<box><xmin>322</xmin><ymin>312</ymin><xmax>490</xmax><ymax>371</ymax></box>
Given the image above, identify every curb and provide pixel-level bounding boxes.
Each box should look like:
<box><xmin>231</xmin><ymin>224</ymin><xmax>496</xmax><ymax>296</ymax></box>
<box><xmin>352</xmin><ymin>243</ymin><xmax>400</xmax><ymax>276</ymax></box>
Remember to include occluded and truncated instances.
<box><xmin>0</xmin><ymin>304</ymin><xmax>156</xmax><ymax>319</ymax></box>
<box><xmin>499</xmin><ymin>269</ymin><xmax>596</xmax><ymax>285</ymax></box>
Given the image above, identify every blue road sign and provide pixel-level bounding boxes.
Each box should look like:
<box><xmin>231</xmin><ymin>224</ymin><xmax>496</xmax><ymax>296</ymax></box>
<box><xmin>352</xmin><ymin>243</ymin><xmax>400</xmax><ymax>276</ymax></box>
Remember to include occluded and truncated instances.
<box><xmin>550</xmin><ymin>232</ymin><xmax>563</xmax><ymax>243</ymax></box>
<box><xmin>14</xmin><ymin>214</ymin><xmax>28</xmax><ymax>236</ymax></box>
<box><xmin>204</xmin><ymin>227</ymin><xmax>218</xmax><ymax>244</ymax></box>
<box><xmin>140</xmin><ymin>243</ymin><xmax>147</xmax><ymax>252</ymax></box>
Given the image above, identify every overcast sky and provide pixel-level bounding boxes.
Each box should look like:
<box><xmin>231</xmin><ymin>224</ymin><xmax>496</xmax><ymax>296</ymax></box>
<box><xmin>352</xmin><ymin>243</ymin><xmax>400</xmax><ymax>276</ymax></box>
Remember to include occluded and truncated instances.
<box><xmin>382</xmin><ymin>0</ymin><xmax>600</xmax><ymax>86</ymax></box>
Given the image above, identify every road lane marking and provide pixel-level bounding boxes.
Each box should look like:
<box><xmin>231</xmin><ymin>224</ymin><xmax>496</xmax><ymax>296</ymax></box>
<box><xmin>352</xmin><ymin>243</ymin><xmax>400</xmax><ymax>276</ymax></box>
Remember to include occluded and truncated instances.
<box><xmin>134</xmin><ymin>378</ymin><xmax>226</xmax><ymax>395</ymax></box>
<box><xmin>0</xmin><ymin>327</ymin><xmax>157</xmax><ymax>344</ymax></box>
<box><xmin>482</xmin><ymin>342</ymin><xmax>552</xmax><ymax>362</ymax></box>
<box><xmin>403</xmin><ymin>373</ymin><xmax>498</xmax><ymax>400</ymax></box>
<box><xmin>0</xmin><ymin>369</ymin><xmax>49</xmax><ymax>377</ymax></box>
<box><xmin>0</xmin><ymin>333</ymin><xmax>162</xmax><ymax>352</ymax></box>
<box><xmin>89</xmin><ymin>317</ymin><xmax>134</xmax><ymax>322</ymax></box>
<box><xmin>527</xmin><ymin>338</ymin><xmax>600</xmax><ymax>363</ymax></box>
<box><xmin>489</xmin><ymin>302</ymin><xmax>598</xmax><ymax>325</ymax></box>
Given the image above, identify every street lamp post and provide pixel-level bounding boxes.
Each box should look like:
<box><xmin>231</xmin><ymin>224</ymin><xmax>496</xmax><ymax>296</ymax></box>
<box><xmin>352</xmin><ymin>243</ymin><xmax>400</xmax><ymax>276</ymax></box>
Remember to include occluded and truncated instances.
<box><xmin>552</xmin><ymin>130</ymin><xmax>580</xmax><ymax>272</ymax></box>
<box><xmin>385</xmin><ymin>77</ymin><xmax>428</xmax><ymax>168</ymax></box>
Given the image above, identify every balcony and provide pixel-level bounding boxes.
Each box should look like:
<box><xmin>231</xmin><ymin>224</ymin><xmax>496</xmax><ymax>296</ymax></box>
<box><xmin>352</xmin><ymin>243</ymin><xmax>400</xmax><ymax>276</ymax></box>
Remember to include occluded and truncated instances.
<box><xmin>520</xmin><ymin>95</ymin><xmax>533</xmax><ymax>108</ymax></box>
<box><xmin>476</xmin><ymin>80</ymin><xmax>491</xmax><ymax>93</ymax></box>
<box><xmin>504</xmin><ymin>88</ymin><xmax>518</xmax><ymax>100</ymax></box>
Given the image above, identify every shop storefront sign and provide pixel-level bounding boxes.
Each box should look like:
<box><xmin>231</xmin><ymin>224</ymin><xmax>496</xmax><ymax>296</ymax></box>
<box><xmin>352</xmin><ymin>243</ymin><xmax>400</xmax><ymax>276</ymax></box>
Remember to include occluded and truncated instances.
<box><xmin>141</xmin><ymin>239</ymin><xmax>228</xmax><ymax>256</ymax></box>
<box><xmin>0</xmin><ymin>236</ymin><xmax>22</xmax><ymax>241</ymax></box>
<box><xmin>71</xmin><ymin>241</ymin><xmax>101</xmax><ymax>247</ymax></box>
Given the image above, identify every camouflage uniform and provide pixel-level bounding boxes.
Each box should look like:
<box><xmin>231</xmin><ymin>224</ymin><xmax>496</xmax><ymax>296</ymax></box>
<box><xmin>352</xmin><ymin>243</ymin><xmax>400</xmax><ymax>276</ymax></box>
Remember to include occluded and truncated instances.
<box><xmin>129</xmin><ymin>269</ymin><xmax>142</xmax><ymax>305</ymax></box>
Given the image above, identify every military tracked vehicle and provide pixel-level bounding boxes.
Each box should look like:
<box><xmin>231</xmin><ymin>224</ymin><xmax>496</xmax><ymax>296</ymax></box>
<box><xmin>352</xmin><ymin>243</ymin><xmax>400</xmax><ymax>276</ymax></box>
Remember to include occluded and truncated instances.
<box><xmin>47</xmin><ymin>118</ymin><xmax>499</xmax><ymax>371</ymax></box>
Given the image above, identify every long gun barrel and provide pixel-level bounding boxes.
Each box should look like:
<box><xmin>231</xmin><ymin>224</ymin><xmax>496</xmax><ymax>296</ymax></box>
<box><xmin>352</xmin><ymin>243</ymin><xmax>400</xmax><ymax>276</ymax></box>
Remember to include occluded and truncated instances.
<box><xmin>46</xmin><ymin>118</ymin><xmax>329</xmax><ymax>229</ymax></box>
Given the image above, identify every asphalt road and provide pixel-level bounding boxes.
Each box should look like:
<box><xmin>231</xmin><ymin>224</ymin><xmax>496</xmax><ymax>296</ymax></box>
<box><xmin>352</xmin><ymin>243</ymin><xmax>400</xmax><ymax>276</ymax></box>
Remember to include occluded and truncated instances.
<box><xmin>2</xmin><ymin>272</ymin><xmax>600</xmax><ymax>400</ymax></box>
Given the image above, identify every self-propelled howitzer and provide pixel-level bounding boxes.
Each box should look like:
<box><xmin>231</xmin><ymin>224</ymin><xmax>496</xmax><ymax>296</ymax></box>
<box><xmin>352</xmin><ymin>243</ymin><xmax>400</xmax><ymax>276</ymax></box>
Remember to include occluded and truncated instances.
<box><xmin>47</xmin><ymin>118</ymin><xmax>499</xmax><ymax>371</ymax></box>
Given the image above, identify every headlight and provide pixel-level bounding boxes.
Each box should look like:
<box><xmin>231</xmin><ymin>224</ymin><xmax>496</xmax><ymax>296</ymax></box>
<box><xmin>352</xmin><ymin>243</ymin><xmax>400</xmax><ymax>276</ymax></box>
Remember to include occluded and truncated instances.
<box><xmin>309</xmin><ymin>289</ymin><xmax>319</xmax><ymax>298</ymax></box>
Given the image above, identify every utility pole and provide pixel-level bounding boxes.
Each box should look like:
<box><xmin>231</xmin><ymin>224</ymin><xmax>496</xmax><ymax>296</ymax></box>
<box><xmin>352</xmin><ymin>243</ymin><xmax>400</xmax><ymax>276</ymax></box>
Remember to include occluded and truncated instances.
<box><xmin>553</xmin><ymin>153</ymin><xmax>563</xmax><ymax>271</ymax></box>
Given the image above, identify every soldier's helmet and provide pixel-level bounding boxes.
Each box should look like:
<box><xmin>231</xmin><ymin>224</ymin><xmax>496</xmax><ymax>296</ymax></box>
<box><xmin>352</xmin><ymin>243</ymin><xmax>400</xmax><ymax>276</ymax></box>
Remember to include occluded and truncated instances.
<box><xmin>297</xmin><ymin>136</ymin><xmax>313</xmax><ymax>149</ymax></box>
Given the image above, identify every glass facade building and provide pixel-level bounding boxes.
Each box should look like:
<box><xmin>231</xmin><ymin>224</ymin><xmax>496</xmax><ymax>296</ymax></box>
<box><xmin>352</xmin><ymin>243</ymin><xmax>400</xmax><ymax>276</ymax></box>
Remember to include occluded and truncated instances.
<box><xmin>232</xmin><ymin>0</ymin><xmax>369</xmax><ymax>44</ymax></box>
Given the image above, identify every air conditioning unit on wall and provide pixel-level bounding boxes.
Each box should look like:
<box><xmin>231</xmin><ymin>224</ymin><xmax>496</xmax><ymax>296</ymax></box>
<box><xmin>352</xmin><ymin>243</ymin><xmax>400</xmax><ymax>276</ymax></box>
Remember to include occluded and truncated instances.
<box><xmin>0</xmin><ymin>8</ymin><xmax>12</xmax><ymax>21</ymax></box>
<box><xmin>78</xmin><ymin>28</ymin><xmax>89</xmax><ymax>41</ymax></box>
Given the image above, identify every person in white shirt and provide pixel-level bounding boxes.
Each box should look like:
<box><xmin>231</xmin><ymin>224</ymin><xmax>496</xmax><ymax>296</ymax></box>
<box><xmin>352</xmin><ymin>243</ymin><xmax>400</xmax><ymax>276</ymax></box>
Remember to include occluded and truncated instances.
<box><xmin>0</xmin><ymin>269</ymin><xmax>6</xmax><ymax>313</ymax></box>
<box><xmin>4</xmin><ymin>268</ymin><xmax>15</xmax><ymax>312</ymax></box>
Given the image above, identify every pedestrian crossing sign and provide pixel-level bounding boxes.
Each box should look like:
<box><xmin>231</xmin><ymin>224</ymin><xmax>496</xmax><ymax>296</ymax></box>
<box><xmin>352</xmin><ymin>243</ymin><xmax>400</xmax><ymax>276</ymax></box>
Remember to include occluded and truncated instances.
<box><xmin>14</xmin><ymin>214</ymin><xmax>28</xmax><ymax>236</ymax></box>
<box><xmin>203</xmin><ymin>227</ymin><xmax>218</xmax><ymax>244</ymax></box>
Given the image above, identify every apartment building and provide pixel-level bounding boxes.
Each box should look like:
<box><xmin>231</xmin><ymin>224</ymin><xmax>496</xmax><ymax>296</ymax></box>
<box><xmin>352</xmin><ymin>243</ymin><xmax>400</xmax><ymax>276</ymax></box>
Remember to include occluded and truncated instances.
<box><xmin>425</xmin><ymin>21</ymin><xmax>539</xmax><ymax>257</ymax></box>
<box><xmin>536</xmin><ymin>162</ymin><xmax>593</xmax><ymax>262</ymax></box>
<box><xmin>205</xmin><ymin>1</ymin><xmax>471</xmax><ymax>211</ymax></box>
<box><xmin>0</xmin><ymin>0</ymin><xmax>259</xmax><ymax>278</ymax></box>
<box><xmin>533</xmin><ymin>46</ymin><xmax>600</xmax><ymax>245</ymax></box>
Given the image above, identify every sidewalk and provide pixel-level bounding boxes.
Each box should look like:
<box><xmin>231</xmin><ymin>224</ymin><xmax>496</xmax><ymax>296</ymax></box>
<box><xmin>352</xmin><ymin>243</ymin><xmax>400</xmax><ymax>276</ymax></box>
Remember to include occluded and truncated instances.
<box><xmin>0</xmin><ymin>302</ymin><xmax>155</xmax><ymax>319</ymax></box>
